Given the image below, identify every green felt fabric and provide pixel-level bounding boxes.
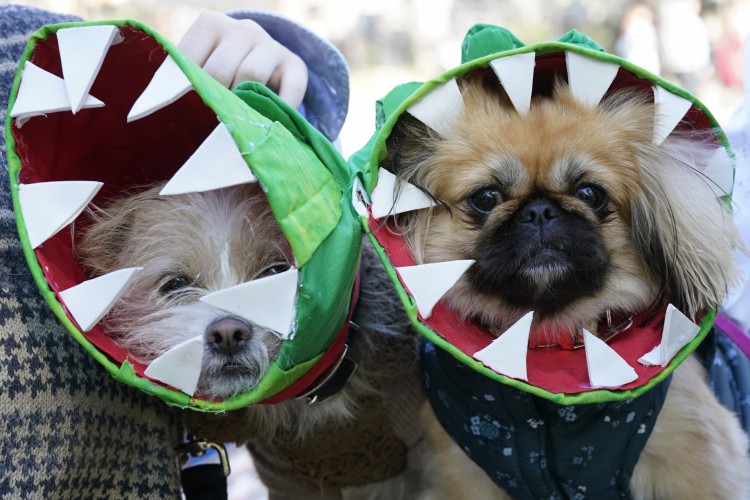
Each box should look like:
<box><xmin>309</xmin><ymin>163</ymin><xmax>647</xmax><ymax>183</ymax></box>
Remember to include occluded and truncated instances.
<box><xmin>232</xmin><ymin>82</ymin><xmax>362</xmax><ymax>372</ymax></box>
<box><xmin>245</xmin><ymin>121</ymin><xmax>342</xmax><ymax>267</ymax></box>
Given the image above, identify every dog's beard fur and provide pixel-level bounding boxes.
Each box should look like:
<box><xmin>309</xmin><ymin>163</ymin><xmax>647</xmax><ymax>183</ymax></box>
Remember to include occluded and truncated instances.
<box><xmin>388</xmin><ymin>76</ymin><xmax>740</xmax><ymax>343</ymax></box>
<box><xmin>78</xmin><ymin>183</ymin><xmax>291</xmax><ymax>400</ymax></box>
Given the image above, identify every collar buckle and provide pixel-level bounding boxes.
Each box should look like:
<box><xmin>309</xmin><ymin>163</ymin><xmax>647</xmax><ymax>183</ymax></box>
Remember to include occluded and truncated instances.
<box><xmin>572</xmin><ymin>312</ymin><xmax>634</xmax><ymax>349</ymax></box>
<box><xmin>176</xmin><ymin>437</ymin><xmax>231</xmax><ymax>477</ymax></box>
<box><xmin>296</xmin><ymin>341</ymin><xmax>358</xmax><ymax>405</ymax></box>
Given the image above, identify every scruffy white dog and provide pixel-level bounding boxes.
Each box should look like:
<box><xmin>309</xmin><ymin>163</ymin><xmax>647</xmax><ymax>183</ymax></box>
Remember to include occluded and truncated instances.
<box><xmin>78</xmin><ymin>182</ymin><xmax>424</xmax><ymax>498</ymax></box>
<box><xmin>79</xmin><ymin>183</ymin><xmax>289</xmax><ymax>399</ymax></box>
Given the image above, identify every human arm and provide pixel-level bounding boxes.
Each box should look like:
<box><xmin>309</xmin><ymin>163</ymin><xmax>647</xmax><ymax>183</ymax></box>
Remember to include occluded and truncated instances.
<box><xmin>178</xmin><ymin>11</ymin><xmax>308</xmax><ymax>108</ymax></box>
<box><xmin>212</xmin><ymin>9</ymin><xmax>350</xmax><ymax>142</ymax></box>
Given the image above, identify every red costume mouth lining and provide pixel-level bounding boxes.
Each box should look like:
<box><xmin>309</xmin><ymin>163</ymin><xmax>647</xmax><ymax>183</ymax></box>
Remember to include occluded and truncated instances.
<box><xmin>370</xmin><ymin>217</ymin><xmax>671</xmax><ymax>394</ymax></box>
<box><xmin>12</xmin><ymin>28</ymin><xmax>238</xmax><ymax>387</ymax></box>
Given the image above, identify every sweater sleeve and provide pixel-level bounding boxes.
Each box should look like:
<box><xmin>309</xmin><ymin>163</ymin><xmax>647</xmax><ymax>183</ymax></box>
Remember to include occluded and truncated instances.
<box><xmin>0</xmin><ymin>5</ymin><xmax>182</xmax><ymax>498</ymax></box>
<box><xmin>226</xmin><ymin>9</ymin><xmax>349</xmax><ymax>143</ymax></box>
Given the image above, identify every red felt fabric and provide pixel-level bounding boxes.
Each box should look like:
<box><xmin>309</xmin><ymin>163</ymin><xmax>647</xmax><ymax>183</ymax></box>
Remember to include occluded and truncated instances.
<box><xmin>371</xmin><ymin>215</ymin><xmax>671</xmax><ymax>395</ymax></box>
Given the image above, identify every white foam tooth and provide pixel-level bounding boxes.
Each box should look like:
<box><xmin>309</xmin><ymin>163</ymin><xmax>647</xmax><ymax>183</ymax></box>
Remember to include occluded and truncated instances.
<box><xmin>159</xmin><ymin>123</ymin><xmax>257</xmax><ymax>196</ymax></box>
<box><xmin>396</xmin><ymin>259</ymin><xmax>474</xmax><ymax>319</ymax></box>
<box><xmin>566</xmin><ymin>51</ymin><xmax>619</xmax><ymax>108</ymax></box>
<box><xmin>639</xmin><ymin>304</ymin><xmax>700</xmax><ymax>367</ymax></box>
<box><xmin>144</xmin><ymin>336</ymin><xmax>204</xmax><ymax>396</ymax></box>
<box><xmin>704</xmin><ymin>147</ymin><xmax>734</xmax><ymax>197</ymax></box>
<box><xmin>19</xmin><ymin>181</ymin><xmax>103</xmax><ymax>249</ymax></box>
<box><xmin>406</xmin><ymin>78</ymin><xmax>463</xmax><ymax>136</ymax></box>
<box><xmin>653</xmin><ymin>85</ymin><xmax>692</xmax><ymax>145</ymax></box>
<box><xmin>10</xmin><ymin>62</ymin><xmax>104</xmax><ymax>126</ymax></box>
<box><xmin>663</xmin><ymin>306</ymin><xmax>701</xmax><ymax>356</ymax></box>
<box><xmin>583</xmin><ymin>329</ymin><xmax>638</xmax><ymax>388</ymax></box>
<box><xmin>201</xmin><ymin>268</ymin><xmax>298</xmax><ymax>339</ymax></box>
<box><xmin>490</xmin><ymin>52</ymin><xmax>536</xmax><ymax>114</ymax></box>
<box><xmin>370</xmin><ymin>167</ymin><xmax>436</xmax><ymax>219</ymax></box>
<box><xmin>638</xmin><ymin>344</ymin><xmax>661</xmax><ymax>366</ymax></box>
<box><xmin>59</xmin><ymin>267</ymin><xmax>142</xmax><ymax>332</ymax></box>
<box><xmin>57</xmin><ymin>25</ymin><xmax>119</xmax><ymax>114</ymax></box>
<box><xmin>474</xmin><ymin>311</ymin><xmax>533</xmax><ymax>381</ymax></box>
<box><xmin>127</xmin><ymin>55</ymin><xmax>193</xmax><ymax>122</ymax></box>
<box><xmin>111</xmin><ymin>29</ymin><xmax>125</xmax><ymax>45</ymax></box>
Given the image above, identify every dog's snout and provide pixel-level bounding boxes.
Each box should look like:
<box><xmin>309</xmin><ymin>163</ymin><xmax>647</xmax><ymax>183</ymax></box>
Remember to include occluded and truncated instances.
<box><xmin>516</xmin><ymin>200</ymin><xmax>560</xmax><ymax>227</ymax></box>
<box><xmin>205</xmin><ymin>318</ymin><xmax>253</xmax><ymax>355</ymax></box>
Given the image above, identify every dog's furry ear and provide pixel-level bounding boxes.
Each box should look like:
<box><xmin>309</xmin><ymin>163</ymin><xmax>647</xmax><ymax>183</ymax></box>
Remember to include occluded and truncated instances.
<box><xmin>384</xmin><ymin>75</ymin><xmax>516</xmax><ymax>258</ymax></box>
<box><xmin>461</xmin><ymin>69</ymin><xmax>515</xmax><ymax>110</ymax></box>
<box><xmin>594</xmin><ymin>90</ymin><xmax>738</xmax><ymax>315</ymax></box>
<box><xmin>629</xmin><ymin>131</ymin><xmax>739</xmax><ymax>316</ymax></box>
<box><xmin>384</xmin><ymin>112</ymin><xmax>439</xmax><ymax>186</ymax></box>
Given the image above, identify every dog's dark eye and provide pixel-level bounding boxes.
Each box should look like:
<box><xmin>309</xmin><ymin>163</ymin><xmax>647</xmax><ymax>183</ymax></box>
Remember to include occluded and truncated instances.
<box><xmin>468</xmin><ymin>187</ymin><xmax>502</xmax><ymax>214</ymax></box>
<box><xmin>159</xmin><ymin>275</ymin><xmax>191</xmax><ymax>295</ymax></box>
<box><xmin>258</xmin><ymin>263</ymin><xmax>291</xmax><ymax>278</ymax></box>
<box><xmin>575</xmin><ymin>183</ymin><xmax>608</xmax><ymax>212</ymax></box>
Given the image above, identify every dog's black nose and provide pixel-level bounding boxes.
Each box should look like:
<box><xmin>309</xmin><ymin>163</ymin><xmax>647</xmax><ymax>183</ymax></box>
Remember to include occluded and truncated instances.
<box><xmin>205</xmin><ymin>318</ymin><xmax>253</xmax><ymax>355</ymax></box>
<box><xmin>516</xmin><ymin>200</ymin><xmax>560</xmax><ymax>227</ymax></box>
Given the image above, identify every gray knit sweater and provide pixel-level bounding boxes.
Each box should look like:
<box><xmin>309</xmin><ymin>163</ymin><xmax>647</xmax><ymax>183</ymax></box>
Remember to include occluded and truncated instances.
<box><xmin>0</xmin><ymin>5</ymin><xmax>182</xmax><ymax>497</ymax></box>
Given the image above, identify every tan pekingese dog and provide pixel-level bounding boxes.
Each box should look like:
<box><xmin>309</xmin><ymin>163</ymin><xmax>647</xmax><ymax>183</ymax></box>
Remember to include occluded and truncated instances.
<box><xmin>78</xmin><ymin>183</ymin><xmax>424</xmax><ymax>499</ymax></box>
<box><xmin>384</xmin><ymin>75</ymin><xmax>750</xmax><ymax>498</ymax></box>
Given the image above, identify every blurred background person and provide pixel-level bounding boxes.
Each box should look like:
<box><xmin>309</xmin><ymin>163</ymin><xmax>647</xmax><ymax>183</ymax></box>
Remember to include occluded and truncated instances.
<box><xmin>658</xmin><ymin>0</ymin><xmax>711</xmax><ymax>93</ymax></box>
<box><xmin>615</xmin><ymin>1</ymin><xmax>660</xmax><ymax>74</ymax></box>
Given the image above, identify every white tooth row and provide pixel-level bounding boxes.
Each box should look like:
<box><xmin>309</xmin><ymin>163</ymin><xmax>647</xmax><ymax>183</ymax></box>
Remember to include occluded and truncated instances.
<box><xmin>11</xmin><ymin>26</ymin><xmax>297</xmax><ymax>396</ymax></box>
<box><xmin>474</xmin><ymin>304</ymin><xmax>700</xmax><ymax>389</ymax></box>
<box><xmin>11</xmin><ymin>26</ymin><xmax>186</xmax><ymax>124</ymax></box>
<box><xmin>368</xmin><ymin>49</ymin><xmax>733</xmax><ymax>221</ymax></box>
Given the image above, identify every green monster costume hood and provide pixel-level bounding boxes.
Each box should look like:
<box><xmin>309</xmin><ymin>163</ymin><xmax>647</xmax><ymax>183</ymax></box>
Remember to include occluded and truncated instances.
<box><xmin>5</xmin><ymin>21</ymin><xmax>361</xmax><ymax>411</ymax></box>
<box><xmin>350</xmin><ymin>24</ymin><xmax>735</xmax><ymax>404</ymax></box>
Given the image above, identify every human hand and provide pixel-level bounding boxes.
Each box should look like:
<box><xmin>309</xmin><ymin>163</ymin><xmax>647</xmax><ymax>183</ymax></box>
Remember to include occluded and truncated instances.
<box><xmin>178</xmin><ymin>11</ymin><xmax>308</xmax><ymax>108</ymax></box>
